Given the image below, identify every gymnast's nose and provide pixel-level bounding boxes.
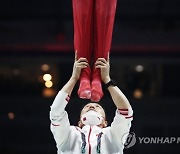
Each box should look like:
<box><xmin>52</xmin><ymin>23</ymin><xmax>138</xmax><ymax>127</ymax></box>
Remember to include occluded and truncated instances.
<box><xmin>89</xmin><ymin>105</ymin><xmax>95</xmax><ymax>110</ymax></box>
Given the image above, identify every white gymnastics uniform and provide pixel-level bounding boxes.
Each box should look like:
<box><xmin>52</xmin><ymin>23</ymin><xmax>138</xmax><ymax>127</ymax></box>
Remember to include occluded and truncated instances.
<box><xmin>50</xmin><ymin>91</ymin><xmax>133</xmax><ymax>154</ymax></box>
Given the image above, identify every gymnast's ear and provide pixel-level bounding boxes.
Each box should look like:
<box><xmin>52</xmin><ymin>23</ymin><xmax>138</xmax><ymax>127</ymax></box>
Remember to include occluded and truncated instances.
<box><xmin>78</xmin><ymin>120</ymin><xmax>83</xmax><ymax>128</ymax></box>
<box><xmin>101</xmin><ymin>120</ymin><xmax>108</xmax><ymax>128</ymax></box>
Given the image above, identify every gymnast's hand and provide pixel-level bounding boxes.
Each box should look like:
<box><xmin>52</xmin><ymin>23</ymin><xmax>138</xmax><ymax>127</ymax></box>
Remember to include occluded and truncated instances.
<box><xmin>95</xmin><ymin>53</ymin><xmax>111</xmax><ymax>84</ymax></box>
<box><xmin>71</xmin><ymin>51</ymin><xmax>89</xmax><ymax>81</ymax></box>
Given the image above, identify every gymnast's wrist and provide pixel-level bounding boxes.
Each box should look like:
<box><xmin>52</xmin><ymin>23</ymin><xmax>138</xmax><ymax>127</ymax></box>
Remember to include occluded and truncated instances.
<box><xmin>103</xmin><ymin>77</ymin><xmax>111</xmax><ymax>84</ymax></box>
<box><xmin>70</xmin><ymin>75</ymin><xmax>78</xmax><ymax>83</ymax></box>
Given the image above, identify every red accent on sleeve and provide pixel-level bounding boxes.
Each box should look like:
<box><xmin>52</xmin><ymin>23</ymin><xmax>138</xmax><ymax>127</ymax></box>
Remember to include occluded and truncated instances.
<box><xmin>118</xmin><ymin>109</ymin><xmax>128</xmax><ymax>115</ymax></box>
<box><xmin>125</xmin><ymin>116</ymin><xmax>133</xmax><ymax>119</ymax></box>
<box><xmin>52</xmin><ymin>123</ymin><xmax>60</xmax><ymax>126</ymax></box>
<box><xmin>120</xmin><ymin>112</ymin><xmax>128</xmax><ymax>116</ymax></box>
<box><xmin>66</xmin><ymin>95</ymin><xmax>70</xmax><ymax>102</ymax></box>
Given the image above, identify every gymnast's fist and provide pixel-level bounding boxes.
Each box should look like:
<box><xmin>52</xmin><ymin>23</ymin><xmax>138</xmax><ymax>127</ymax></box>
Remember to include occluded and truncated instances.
<box><xmin>71</xmin><ymin>51</ymin><xmax>89</xmax><ymax>81</ymax></box>
<box><xmin>95</xmin><ymin>53</ymin><xmax>110</xmax><ymax>84</ymax></box>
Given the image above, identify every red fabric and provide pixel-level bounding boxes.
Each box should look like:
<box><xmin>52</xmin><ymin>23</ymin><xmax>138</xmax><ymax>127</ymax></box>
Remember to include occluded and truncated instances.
<box><xmin>72</xmin><ymin>0</ymin><xmax>117</xmax><ymax>101</ymax></box>
<box><xmin>93</xmin><ymin>0</ymin><xmax>117</xmax><ymax>61</ymax></box>
<box><xmin>72</xmin><ymin>0</ymin><xmax>117</xmax><ymax>62</ymax></box>
<box><xmin>72</xmin><ymin>0</ymin><xmax>93</xmax><ymax>63</ymax></box>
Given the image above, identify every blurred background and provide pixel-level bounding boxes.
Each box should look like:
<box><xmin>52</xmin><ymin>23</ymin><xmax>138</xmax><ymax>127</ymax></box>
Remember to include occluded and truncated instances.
<box><xmin>0</xmin><ymin>0</ymin><xmax>180</xmax><ymax>154</ymax></box>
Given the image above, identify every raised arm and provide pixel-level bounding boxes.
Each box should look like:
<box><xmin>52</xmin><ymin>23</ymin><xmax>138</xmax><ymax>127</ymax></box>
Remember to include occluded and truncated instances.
<box><xmin>95</xmin><ymin>55</ymin><xmax>131</xmax><ymax>109</ymax></box>
<box><xmin>95</xmin><ymin>55</ymin><xmax>133</xmax><ymax>147</ymax></box>
<box><xmin>50</xmin><ymin>52</ymin><xmax>88</xmax><ymax>148</ymax></box>
<box><xmin>61</xmin><ymin>51</ymin><xmax>89</xmax><ymax>95</ymax></box>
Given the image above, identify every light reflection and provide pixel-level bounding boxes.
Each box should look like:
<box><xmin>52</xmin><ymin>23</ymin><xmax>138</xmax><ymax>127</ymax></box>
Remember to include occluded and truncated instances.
<box><xmin>43</xmin><ymin>74</ymin><xmax>52</xmax><ymax>81</ymax></box>
<box><xmin>45</xmin><ymin>80</ymin><xmax>53</xmax><ymax>88</ymax></box>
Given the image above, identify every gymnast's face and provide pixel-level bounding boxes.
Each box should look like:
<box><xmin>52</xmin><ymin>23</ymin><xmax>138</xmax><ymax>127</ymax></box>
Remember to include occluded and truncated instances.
<box><xmin>78</xmin><ymin>103</ymin><xmax>107</xmax><ymax>128</ymax></box>
<box><xmin>81</xmin><ymin>103</ymin><xmax>106</xmax><ymax>117</ymax></box>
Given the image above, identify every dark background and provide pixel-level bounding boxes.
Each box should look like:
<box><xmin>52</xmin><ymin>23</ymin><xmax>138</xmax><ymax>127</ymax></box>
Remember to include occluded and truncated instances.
<box><xmin>0</xmin><ymin>0</ymin><xmax>180</xmax><ymax>154</ymax></box>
